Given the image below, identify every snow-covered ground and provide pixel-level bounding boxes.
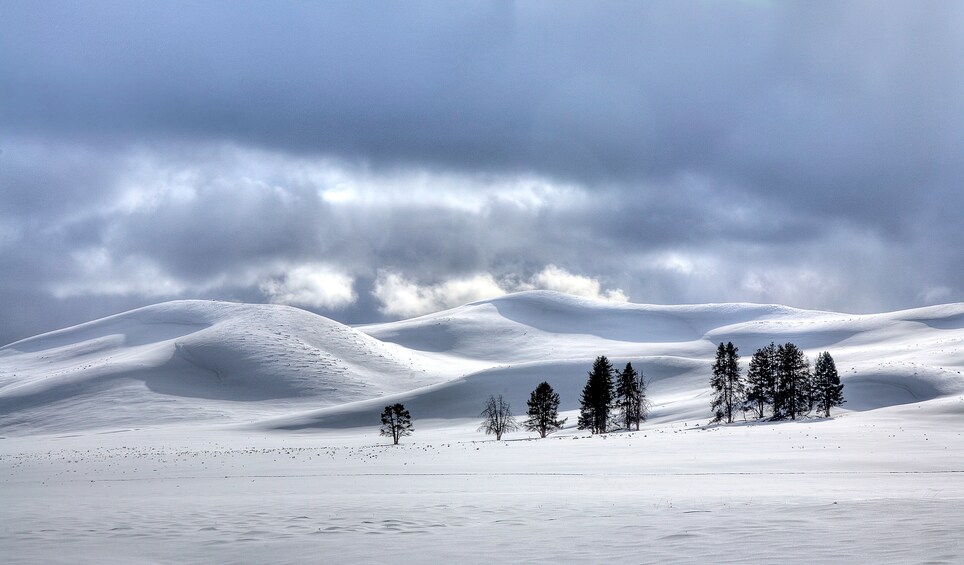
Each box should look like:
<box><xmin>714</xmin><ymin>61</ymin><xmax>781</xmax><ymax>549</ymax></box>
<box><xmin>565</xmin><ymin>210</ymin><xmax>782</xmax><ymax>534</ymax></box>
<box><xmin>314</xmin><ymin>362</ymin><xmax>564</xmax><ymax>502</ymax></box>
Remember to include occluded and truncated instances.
<box><xmin>1</xmin><ymin>291</ymin><xmax>963</xmax><ymax>563</ymax></box>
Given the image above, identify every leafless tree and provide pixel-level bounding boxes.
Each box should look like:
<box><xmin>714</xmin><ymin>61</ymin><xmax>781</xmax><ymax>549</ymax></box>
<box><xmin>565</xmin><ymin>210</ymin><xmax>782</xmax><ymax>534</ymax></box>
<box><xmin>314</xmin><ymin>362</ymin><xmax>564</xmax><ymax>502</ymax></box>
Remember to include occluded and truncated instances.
<box><xmin>478</xmin><ymin>394</ymin><xmax>519</xmax><ymax>440</ymax></box>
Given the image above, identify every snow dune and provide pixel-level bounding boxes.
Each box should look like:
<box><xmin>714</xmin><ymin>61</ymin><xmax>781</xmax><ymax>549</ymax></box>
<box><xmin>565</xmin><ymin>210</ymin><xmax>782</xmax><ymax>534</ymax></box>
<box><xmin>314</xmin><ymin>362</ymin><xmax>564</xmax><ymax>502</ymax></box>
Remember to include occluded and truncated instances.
<box><xmin>2</xmin><ymin>292</ymin><xmax>964</xmax><ymax>563</ymax></box>
<box><xmin>1</xmin><ymin>291</ymin><xmax>962</xmax><ymax>434</ymax></box>
<box><xmin>278</xmin><ymin>291</ymin><xmax>964</xmax><ymax>430</ymax></box>
<box><xmin>0</xmin><ymin>300</ymin><xmax>445</xmax><ymax>433</ymax></box>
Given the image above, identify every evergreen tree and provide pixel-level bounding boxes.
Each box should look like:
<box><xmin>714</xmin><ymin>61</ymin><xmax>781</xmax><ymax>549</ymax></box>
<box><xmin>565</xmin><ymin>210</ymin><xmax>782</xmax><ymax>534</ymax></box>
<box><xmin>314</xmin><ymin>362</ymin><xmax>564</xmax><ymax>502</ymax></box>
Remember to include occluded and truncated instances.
<box><xmin>745</xmin><ymin>342</ymin><xmax>777</xmax><ymax>419</ymax></box>
<box><xmin>479</xmin><ymin>394</ymin><xmax>519</xmax><ymax>440</ymax></box>
<box><xmin>775</xmin><ymin>343</ymin><xmax>811</xmax><ymax>420</ymax></box>
<box><xmin>710</xmin><ymin>343</ymin><xmax>727</xmax><ymax>423</ymax></box>
<box><xmin>726</xmin><ymin>342</ymin><xmax>744</xmax><ymax>422</ymax></box>
<box><xmin>578</xmin><ymin>355</ymin><xmax>615</xmax><ymax>434</ymax></box>
<box><xmin>379</xmin><ymin>403</ymin><xmax>413</xmax><ymax>445</ymax></box>
<box><xmin>615</xmin><ymin>362</ymin><xmax>647</xmax><ymax>430</ymax></box>
<box><xmin>813</xmin><ymin>351</ymin><xmax>845</xmax><ymax>417</ymax></box>
<box><xmin>524</xmin><ymin>381</ymin><xmax>567</xmax><ymax>438</ymax></box>
<box><xmin>710</xmin><ymin>342</ymin><xmax>743</xmax><ymax>424</ymax></box>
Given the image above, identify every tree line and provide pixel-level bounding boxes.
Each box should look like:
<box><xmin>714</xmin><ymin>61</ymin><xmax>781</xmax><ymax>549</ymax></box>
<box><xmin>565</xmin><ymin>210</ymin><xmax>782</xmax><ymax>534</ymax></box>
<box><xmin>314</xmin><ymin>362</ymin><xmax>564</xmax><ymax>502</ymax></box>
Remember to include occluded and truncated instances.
<box><xmin>379</xmin><ymin>355</ymin><xmax>650</xmax><ymax>444</ymax></box>
<box><xmin>710</xmin><ymin>341</ymin><xmax>845</xmax><ymax>424</ymax></box>
<box><xmin>379</xmin><ymin>344</ymin><xmax>846</xmax><ymax>444</ymax></box>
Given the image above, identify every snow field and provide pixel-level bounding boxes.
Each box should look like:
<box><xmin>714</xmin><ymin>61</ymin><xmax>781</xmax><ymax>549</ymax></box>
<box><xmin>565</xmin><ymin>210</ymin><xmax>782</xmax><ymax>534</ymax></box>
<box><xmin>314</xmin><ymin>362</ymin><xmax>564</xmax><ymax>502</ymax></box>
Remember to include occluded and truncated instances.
<box><xmin>2</xmin><ymin>404</ymin><xmax>963</xmax><ymax>564</ymax></box>
<box><xmin>1</xmin><ymin>291</ymin><xmax>963</xmax><ymax>562</ymax></box>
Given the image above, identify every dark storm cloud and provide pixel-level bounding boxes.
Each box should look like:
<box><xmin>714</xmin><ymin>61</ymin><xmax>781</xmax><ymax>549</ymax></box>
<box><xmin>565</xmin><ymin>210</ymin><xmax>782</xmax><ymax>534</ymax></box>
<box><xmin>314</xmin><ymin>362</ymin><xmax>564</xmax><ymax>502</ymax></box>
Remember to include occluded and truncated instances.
<box><xmin>0</xmin><ymin>2</ymin><xmax>962</xmax><ymax>344</ymax></box>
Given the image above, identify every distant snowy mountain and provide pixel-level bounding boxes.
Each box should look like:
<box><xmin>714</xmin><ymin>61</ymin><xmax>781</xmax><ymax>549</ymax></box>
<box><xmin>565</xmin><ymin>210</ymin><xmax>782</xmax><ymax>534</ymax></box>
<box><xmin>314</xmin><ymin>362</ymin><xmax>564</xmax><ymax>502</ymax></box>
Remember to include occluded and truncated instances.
<box><xmin>2</xmin><ymin>291</ymin><xmax>963</xmax><ymax>435</ymax></box>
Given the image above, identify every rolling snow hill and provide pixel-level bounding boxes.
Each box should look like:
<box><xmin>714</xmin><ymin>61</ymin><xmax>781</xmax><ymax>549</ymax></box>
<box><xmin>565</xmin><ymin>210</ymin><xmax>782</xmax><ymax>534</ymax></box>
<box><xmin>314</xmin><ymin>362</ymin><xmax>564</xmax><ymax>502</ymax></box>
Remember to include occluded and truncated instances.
<box><xmin>0</xmin><ymin>300</ymin><xmax>447</xmax><ymax>433</ymax></box>
<box><xmin>1</xmin><ymin>291</ymin><xmax>963</xmax><ymax>435</ymax></box>
<box><xmin>3</xmin><ymin>292</ymin><xmax>964</xmax><ymax>563</ymax></box>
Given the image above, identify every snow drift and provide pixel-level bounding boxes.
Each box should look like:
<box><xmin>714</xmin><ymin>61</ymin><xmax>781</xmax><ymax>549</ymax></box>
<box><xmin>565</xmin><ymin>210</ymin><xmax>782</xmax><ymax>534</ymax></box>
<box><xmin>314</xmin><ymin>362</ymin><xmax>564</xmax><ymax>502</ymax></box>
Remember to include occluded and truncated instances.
<box><xmin>1</xmin><ymin>291</ymin><xmax>963</xmax><ymax>434</ymax></box>
<box><xmin>0</xmin><ymin>300</ymin><xmax>444</xmax><ymax>433</ymax></box>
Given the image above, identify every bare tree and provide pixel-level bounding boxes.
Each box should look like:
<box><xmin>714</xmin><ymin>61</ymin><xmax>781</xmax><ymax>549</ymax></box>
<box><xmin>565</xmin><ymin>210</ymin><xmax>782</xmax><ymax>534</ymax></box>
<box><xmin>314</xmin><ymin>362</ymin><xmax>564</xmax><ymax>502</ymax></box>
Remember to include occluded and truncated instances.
<box><xmin>380</xmin><ymin>403</ymin><xmax>413</xmax><ymax>445</ymax></box>
<box><xmin>479</xmin><ymin>394</ymin><xmax>519</xmax><ymax>440</ymax></box>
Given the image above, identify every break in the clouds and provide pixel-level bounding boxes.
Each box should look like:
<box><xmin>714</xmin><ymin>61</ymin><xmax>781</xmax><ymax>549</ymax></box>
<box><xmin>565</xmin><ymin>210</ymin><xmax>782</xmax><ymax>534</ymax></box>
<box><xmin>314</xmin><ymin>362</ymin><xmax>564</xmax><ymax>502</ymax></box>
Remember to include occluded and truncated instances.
<box><xmin>0</xmin><ymin>2</ymin><xmax>962</xmax><ymax>345</ymax></box>
<box><xmin>373</xmin><ymin>266</ymin><xmax>627</xmax><ymax>319</ymax></box>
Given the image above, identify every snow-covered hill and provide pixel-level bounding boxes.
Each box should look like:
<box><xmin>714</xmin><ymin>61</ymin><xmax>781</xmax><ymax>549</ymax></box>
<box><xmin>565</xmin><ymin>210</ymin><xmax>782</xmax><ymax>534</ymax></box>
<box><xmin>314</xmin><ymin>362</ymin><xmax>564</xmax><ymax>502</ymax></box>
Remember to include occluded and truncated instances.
<box><xmin>276</xmin><ymin>291</ymin><xmax>964</xmax><ymax>430</ymax></box>
<box><xmin>3</xmin><ymin>292</ymin><xmax>964</xmax><ymax>563</ymax></box>
<box><xmin>0</xmin><ymin>300</ymin><xmax>447</xmax><ymax>433</ymax></box>
<box><xmin>2</xmin><ymin>291</ymin><xmax>963</xmax><ymax>434</ymax></box>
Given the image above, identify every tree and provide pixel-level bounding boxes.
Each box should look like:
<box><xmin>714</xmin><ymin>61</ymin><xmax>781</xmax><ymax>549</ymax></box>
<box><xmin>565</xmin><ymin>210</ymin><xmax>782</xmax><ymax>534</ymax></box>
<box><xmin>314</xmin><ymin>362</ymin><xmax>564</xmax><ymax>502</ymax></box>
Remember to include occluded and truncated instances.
<box><xmin>615</xmin><ymin>362</ymin><xmax>648</xmax><ymax>430</ymax></box>
<box><xmin>710</xmin><ymin>343</ymin><xmax>727</xmax><ymax>423</ymax></box>
<box><xmin>775</xmin><ymin>342</ymin><xmax>812</xmax><ymax>420</ymax></box>
<box><xmin>524</xmin><ymin>381</ymin><xmax>567</xmax><ymax>438</ymax></box>
<box><xmin>710</xmin><ymin>342</ymin><xmax>743</xmax><ymax>424</ymax></box>
<box><xmin>379</xmin><ymin>403</ymin><xmax>413</xmax><ymax>445</ymax></box>
<box><xmin>813</xmin><ymin>351</ymin><xmax>845</xmax><ymax>417</ymax></box>
<box><xmin>479</xmin><ymin>394</ymin><xmax>519</xmax><ymax>440</ymax></box>
<box><xmin>745</xmin><ymin>343</ymin><xmax>778</xmax><ymax>419</ymax></box>
<box><xmin>578</xmin><ymin>356</ymin><xmax>615</xmax><ymax>434</ymax></box>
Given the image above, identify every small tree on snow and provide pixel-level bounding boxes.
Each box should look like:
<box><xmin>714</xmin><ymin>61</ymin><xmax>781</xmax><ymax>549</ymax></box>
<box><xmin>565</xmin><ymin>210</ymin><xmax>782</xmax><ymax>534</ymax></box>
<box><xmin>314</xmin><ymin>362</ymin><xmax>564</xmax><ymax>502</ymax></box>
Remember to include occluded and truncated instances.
<box><xmin>380</xmin><ymin>403</ymin><xmax>413</xmax><ymax>445</ymax></box>
<box><xmin>524</xmin><ymin>381</ymin><xmax>567</xmax><ymax>438</ymax></box>
<box><xmin>479</xmin><ymin>394</ymin><xmax>519</xmax><ymax>440</ymax></box>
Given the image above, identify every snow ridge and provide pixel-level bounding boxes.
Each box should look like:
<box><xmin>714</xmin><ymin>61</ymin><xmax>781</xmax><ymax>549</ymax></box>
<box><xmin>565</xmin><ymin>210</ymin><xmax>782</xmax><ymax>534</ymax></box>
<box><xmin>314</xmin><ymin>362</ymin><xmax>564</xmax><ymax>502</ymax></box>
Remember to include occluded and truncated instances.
<box><xmin>1</xmin><ymin>291</ymin><xmax>962</xmax><ymax>434</ymax></box>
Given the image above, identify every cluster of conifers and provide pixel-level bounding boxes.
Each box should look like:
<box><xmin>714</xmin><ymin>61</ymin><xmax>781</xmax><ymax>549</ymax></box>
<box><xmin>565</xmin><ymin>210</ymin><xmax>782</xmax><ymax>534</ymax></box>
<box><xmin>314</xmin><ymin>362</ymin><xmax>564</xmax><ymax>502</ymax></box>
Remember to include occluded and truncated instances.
<box><xmin>378</xmin><ymin>345</ymin><xmax>846</xmax><ymax>445</ymax></box>
<box><xmin>709</xmin><ymin>341</ymin><xmax>845</xmax><ymax>424</ymax></box>
<box><xmin>378</xmin><ymin>355</ymin><xmax>648</xmax><ymax>444</ymax></box>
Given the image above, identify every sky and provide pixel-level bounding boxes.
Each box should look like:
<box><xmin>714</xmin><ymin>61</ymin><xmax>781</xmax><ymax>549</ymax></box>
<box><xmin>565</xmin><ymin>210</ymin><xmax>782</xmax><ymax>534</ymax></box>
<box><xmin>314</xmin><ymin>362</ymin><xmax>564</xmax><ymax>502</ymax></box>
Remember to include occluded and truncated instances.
<box><xmin>1</xmin><ymin>1</ymin><xmax>963</xmax><ymax>346</ymax></box>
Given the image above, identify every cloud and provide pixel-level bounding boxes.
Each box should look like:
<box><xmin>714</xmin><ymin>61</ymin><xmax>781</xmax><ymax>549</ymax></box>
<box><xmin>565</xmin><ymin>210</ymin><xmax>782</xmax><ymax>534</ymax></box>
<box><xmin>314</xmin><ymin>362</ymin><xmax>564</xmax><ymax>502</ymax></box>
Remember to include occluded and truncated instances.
<box><xmin>49</xmin><ymin>248</ymin><xmax>188</xmax><ymax>299</ymax></box>
<box><xmin>373</xmin><ymin>266</ymin><xmax>627</xmax><ymax>318</ymax></box>
<box><xmin>1</xmin><ymin>4</ymin><xmax>963</xmax><ymax>344</ymax></box>
<box><xmin>529</xmin><ymin>265</ymin><xmax>628</xmax><ymax>302</ymax></box>
<box><xmin>373</xmin><ymin>272</ymin><xmax>507</xmax><ymax>318</ymax></box>
<box><xmin>261</xmin><ymin>264</ymin><xmax>356</xmax><ymax>309</ymax></box>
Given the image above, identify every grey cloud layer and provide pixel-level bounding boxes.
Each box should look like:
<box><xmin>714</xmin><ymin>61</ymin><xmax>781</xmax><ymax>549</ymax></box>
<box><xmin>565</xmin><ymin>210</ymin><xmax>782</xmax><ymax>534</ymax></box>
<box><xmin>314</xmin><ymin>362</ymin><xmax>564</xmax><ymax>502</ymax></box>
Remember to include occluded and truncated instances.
<box><xmin>0</xmin><ymin>2</ymin><xmax>962</xmax><ymax>344</ymax></box>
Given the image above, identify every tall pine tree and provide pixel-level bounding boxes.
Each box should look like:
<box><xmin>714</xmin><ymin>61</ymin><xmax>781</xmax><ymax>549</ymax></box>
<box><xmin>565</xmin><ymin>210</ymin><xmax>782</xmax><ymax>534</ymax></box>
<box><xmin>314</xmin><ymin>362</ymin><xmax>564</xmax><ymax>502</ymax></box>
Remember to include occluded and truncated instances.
<box><xmin>578</xmin><ymin>356</ymin><xmax>614</xmax><ymax>434</ymax></box>
<box><xmin>813</xmin><ymin>351</ymin><xmax>845</xmax><ymax>417</ymax></box>
<box><xmin>710</xmin><ymin>343</ymin><xmax>727</xmax><ymax>423</ymax></box>
<box><xmin>745</xmin><ymin>342</ymin><xmax>777</xmax><ymax>419</ymax></box>
<box><xmin>615</xmin><ymin>362</ymin><xmax>647</xmax><ymax>431</ymax></box>
<box><xmin>524</xmin><ymin>381</ymin><xmax>567</xmax><ymax>438</ymax></box>
<box><xmin>775</xmin><ymin>342</ymin><xmax>811</xmax><ymax>420</ymax></box>
<box><xmin>710</xmin><ymin>342</ymin><xmax>743</xmax><ymax>424</ymax></box>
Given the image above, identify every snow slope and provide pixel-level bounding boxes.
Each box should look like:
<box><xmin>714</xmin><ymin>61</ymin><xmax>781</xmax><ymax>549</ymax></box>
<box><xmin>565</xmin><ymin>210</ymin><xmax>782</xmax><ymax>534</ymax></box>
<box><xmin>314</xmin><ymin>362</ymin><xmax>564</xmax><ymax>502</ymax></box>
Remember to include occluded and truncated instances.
<box><xmin>2</xmin><ymin>292</ymin><xmax>964</xmax><ymax>563</ymax></box>
<box><xmin>274</xmin><ymin>291</ymin><xmax>964</xmax><ymax>430</ymax></box>
<box><xmin>1</xmin><ymin>291</ymin><xmax>963</xmax><ymax>434</ymax></box>
<box><xmin>0</xmin><ymin>300</ymin><xmax>446</xmax><ymax>433</ymax></box>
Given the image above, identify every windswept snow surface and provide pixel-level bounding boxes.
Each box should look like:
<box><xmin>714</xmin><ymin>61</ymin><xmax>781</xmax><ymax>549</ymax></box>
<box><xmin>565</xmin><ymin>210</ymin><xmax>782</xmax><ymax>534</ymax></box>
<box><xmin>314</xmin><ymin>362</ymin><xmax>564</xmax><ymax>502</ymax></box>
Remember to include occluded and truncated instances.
<box><xmin>2</xmin><ymin>291</ymin><xmax>963</xmax><ymax>563</ymax></box>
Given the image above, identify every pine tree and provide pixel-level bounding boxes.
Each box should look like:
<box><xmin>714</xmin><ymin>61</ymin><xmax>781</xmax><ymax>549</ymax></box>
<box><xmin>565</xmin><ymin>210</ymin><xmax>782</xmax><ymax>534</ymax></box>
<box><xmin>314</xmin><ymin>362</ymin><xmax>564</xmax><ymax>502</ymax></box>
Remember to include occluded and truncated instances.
<box><xmin>710</xmin><ymin>342</ymin><xmax>743</xmax><ymax>424</ymax></box>
<box><xmin>379</xmin><ymin>403</ymin><xmax>413</xmax><ymax>445</ymax></box>
<box><xmin>775</xmin><ymin>343</ymin><xmax>811</xmax><ymax>420</ymax></box>
<box><xmin>710</xmin><ymin>343</ymin><xmax>727</xmax><ymax>423</ymax></box>
<box><xmin>615</xmin><ymin>362</ymin><xmax>647</xmax><ymax>430</ymax></box>
<box><xmin>578</xmin><ymin>356</ymin><xmax>615</xmax><ymax>434</ymax></box>
<box><xmin>524</xmin><ymin>381</ymin><xmax>567</xmax><ymax>438</ymax></box>
<box><xmin>725</xmin><ymin>342</ymin><xmax>744</xmax><ymax>423</ymax></box>
<box><xmin>745</xmin><ymin>342</ymin><xmax>777</xmax><ymax>419</ymax></box>
<box><xmin>813</xmin><ymin>351</ymin><xmax>845</xmax><ymax>417</ymax></box>
<box><xmin>478</xmin><ymin>394</ymin><xmax>519</xmax><ymax>440</ymax></box>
